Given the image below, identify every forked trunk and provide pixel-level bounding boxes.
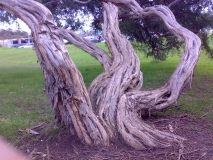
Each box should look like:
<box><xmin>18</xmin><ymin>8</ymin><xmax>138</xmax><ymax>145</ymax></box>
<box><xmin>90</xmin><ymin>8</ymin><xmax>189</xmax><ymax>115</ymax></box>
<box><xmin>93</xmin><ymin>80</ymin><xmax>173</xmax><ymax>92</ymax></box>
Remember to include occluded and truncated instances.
<box><xmin>0</xmin><ymin>0</ymin><xmax>201</xmax><ymax>149</ymax></box>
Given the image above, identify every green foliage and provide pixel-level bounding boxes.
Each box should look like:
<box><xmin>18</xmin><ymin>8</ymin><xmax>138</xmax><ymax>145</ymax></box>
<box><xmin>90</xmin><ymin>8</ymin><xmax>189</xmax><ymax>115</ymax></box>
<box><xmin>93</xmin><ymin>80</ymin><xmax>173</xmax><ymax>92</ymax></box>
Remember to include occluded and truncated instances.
<box><xmin>201</xmin><ymin>33</ymin><xmax>213</xmax><ymax>58</ymax></box>
<box><xmin>0</xmin><ymin>10</ymin><xmax>16</xmax><ymax>24</ymax></box>
<box><xmin>120</xmin><ymin>0</ymin><xmax>213</xmax><ymax>60</ymax></box>
<box><xmin>35</xmin><ymin>0</ymin><xmax>102</xmax><ymax>30</ymax></box>
<box><xmin>120</xmin><ymin>17</ymin><xmax>182</xmax><ymax>60</ymax></box>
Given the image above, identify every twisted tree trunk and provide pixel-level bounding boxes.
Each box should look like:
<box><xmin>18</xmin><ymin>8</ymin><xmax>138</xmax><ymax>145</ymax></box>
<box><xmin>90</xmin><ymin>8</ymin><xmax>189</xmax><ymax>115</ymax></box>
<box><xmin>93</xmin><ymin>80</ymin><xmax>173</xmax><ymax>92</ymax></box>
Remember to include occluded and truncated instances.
<box><xmin>0</xmin><ymin>0</ymin><xmax>201</xmax><ymax>149</ymax></box>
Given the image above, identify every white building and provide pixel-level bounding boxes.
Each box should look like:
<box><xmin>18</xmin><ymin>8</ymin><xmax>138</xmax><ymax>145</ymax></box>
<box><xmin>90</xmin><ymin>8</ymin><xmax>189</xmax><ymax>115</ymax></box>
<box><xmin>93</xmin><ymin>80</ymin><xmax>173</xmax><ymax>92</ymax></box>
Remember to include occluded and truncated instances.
<box><xmin>0</xmin><ymin>37</ymin><xmax>32</xmax><ymax>48</ymax></box>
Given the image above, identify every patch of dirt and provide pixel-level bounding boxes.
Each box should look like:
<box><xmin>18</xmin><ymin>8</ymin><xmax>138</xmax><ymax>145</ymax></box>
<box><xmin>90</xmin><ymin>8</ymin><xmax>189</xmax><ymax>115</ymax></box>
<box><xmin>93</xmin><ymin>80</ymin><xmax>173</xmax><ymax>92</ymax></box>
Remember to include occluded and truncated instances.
<box><xmin>17</xmin><ymin>114</ymin><xmax>213</xmax><ymax>160</ymax></box>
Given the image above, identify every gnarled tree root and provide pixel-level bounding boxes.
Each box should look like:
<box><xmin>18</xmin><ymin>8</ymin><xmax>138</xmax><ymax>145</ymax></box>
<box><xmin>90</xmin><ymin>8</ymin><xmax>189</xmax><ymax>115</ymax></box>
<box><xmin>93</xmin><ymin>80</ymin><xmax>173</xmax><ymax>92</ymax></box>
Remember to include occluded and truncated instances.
<box><xmin>117</xmin><ymin>95</ymin><xmax>185</xmax><ymax>150</ymax></box>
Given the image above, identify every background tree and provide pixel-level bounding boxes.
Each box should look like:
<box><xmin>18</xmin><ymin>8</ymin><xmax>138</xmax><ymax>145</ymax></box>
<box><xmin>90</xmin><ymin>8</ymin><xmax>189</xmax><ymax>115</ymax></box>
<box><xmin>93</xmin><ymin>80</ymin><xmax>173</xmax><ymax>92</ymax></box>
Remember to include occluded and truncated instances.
<box><xmin>0</xmin><ymin>0</ymin><xmax>201</xmax><ymax>149</ymax></box>
<box><xmin>0</xmin><ymin>29</ymin><xmax>28</xmax><ymax>39</ymax></box>
<box><xmin>1</xmin><ymin>0</ymin><xmax>212</xmax><ymax>60</ymax></box>
<box><xmin>119</xmin><ymin>0</ymin><xmax>213</xmax><ymax>60</ymax></box>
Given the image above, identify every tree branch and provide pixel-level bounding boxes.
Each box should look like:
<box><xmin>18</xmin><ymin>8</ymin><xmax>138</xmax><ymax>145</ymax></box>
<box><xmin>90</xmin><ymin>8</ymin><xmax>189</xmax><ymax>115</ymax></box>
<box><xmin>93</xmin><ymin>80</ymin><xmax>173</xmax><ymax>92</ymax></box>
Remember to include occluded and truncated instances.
<box><xmin>59</xmin><ymin>28</ymin><xmax>112</xmax><ymax>70</ymax></box>
<box><xmin>73</xmin><ymin>0</ymin><xmax>92</xmax><ymax>4</ymax></box>
<box><xmin>168</xmin><ymin>0</ymin><xmax>181</xmax><ymax>8</ymax></box>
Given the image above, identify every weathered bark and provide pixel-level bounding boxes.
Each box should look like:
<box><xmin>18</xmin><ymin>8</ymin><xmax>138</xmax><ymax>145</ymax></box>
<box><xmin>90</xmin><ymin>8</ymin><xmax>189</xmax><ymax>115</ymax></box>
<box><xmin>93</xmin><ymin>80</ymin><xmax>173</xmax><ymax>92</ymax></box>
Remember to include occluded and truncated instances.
<box><xmin>87</xmin><ymin>3</ymin><xmax>143</xmax><ymax>138</ymax></box>
<box><xmin>0</xmin><ymin>0</ymin><xmax>109</xmax><ymax>146</ymax></box>
<box><xmin>106</xmin><ymin>0</ymin><xmax>201</xmax><ymax>149</ymax></box>
<box><xmin>0</xmin><ymin>0</ymin><xmax>201</xmax><ymax>150</ymax></box>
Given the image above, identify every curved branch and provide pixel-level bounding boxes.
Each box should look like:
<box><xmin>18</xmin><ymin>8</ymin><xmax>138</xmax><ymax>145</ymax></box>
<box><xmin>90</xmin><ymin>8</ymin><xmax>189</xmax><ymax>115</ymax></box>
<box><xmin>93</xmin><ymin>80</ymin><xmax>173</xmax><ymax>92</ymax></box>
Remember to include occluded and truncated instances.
<box><xmin>105</xmin><ymin>0</ymin><xmax>201</xmax><ymax>149</ymax></box>
<box><xmin>168</xmin><ymin>0</ymin><xmax>181</xmax><ymax>8</ymax></box>
<box><xmin>59</xmin><ymin>28</ymin><xmax>112</xmax><ymax>70</ymax></box>
<box><xmin>73</xmin><ymin>0</ymin><xmax>92</xmax><ymax>4</ymax></box>
<box><xmin>106</xmin><ymin>0</ymin><xmax>201</xmax><ymax>112</ymax></box>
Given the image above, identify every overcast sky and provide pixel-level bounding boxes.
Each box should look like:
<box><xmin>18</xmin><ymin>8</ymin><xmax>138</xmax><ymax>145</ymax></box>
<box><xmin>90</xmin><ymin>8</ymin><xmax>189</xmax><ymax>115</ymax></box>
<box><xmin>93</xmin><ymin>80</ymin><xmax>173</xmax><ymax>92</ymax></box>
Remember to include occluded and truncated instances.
<box><xmin>0</xmin><ymin>14</ymin><xmax>93</xmax><ymax>34</ymax></box>
<box><xmin>0</xmin><ymin>19</ymin><xmax>31</xmax><ymax>33</ymax></box>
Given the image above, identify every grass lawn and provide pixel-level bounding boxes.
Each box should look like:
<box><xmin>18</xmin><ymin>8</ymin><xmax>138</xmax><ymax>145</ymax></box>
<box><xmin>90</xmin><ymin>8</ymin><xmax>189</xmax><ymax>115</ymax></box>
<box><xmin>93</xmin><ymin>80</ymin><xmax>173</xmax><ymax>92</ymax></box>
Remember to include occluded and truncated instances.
<box><xmin>0</xmin><ymin>43</ymin><xmax>213</xmax><ymax>143</ymax></box>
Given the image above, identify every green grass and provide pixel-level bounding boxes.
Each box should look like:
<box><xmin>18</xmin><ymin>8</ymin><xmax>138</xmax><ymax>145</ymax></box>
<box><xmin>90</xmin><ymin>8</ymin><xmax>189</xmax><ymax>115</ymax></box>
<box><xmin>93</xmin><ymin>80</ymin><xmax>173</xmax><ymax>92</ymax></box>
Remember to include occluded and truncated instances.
<box><xmin>0</xmin><ymin>48</ymin><xmax>52</xmax><ymax>143</ymax></box>
<box><xmin>67</xmin><ymin>44</ymin><xmax>104</xmax><ymax>86</ymax></box>
<box><xmin>163</xmin><ymin>52</ymin><xmax>213</xmax><ymax>119</ymax></box>
<box><xmin>0</xmin><ymin>42</ymin><xmax>213</xmax><ymax>143</ymax></box>
<box><xmin>176</xmin><ymin>54</ymin><xmax>213</xmax><ymax>119</ymax></box>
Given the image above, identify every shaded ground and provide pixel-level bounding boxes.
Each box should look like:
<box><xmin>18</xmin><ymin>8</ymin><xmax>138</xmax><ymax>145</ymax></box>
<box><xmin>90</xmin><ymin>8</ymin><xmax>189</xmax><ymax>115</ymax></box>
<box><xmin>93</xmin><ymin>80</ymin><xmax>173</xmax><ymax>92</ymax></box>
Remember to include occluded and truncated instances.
<box><xmin>17</xmin><ymin>114</ymin><xmax>213</xmax><ymax>160</ymax></box>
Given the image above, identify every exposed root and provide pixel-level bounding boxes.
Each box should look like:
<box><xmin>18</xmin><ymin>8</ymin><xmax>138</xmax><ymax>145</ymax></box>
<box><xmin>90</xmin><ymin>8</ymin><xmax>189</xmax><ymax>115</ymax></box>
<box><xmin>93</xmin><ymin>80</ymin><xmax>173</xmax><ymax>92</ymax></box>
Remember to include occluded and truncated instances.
<box><xmin>117</xmin><ymin>95</ymin><xmax>185</xmax><ymax>150</ymax></box>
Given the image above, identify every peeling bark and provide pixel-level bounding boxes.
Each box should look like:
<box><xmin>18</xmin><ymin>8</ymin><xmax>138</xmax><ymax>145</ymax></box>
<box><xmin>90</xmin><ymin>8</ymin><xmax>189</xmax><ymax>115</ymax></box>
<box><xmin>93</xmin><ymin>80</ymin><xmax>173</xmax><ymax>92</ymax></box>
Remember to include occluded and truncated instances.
<box><xmin>0</xmin><ymin>0</ymin><xmax>201</xmax><ymax>150</ymax></box>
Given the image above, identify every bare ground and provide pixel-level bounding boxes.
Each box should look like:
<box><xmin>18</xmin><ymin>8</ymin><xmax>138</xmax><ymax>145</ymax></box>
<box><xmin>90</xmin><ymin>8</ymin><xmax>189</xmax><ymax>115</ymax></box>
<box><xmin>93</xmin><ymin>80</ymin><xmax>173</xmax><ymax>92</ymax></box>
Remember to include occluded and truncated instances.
<box><xmin>17</xmin><ymin>114</ymin><xmax>213</xmax><ymax>160</ymax></box>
